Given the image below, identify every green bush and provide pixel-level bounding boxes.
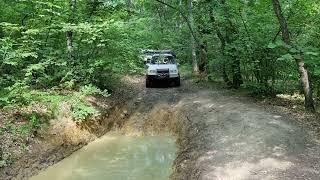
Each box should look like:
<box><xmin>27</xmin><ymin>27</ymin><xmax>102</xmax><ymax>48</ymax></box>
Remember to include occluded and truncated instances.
<box><xmin>242</xmin><ymin>82</ymin><xmax>277</xmax><ymax>97</ymax></box>
<box><xmin>79</xmin><ymin>84</ymin><xmax>109</xmax><ymax>97</ymax></box>
<box><xmin>1</xmin><ymin>112</ymin><xmax>44</xmax><ymax>136</ymax></box>
<box><xmin>0</xmin><ymin>82</ymin><xmax>32</xmax><ymax>108</ymax></box>
<box><xmin>71</xmin><ymin>101</ymin><xmax>99</xmax><ymax>122</ymax></box>
<box><xmin>18</xmin><ymin>113</ymin><xmax>42</xmax><ymax>135</ymax></box>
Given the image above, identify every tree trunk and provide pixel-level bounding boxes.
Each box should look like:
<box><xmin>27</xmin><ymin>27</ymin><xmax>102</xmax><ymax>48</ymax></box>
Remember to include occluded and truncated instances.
<box><xmin>271</xmin><ymin>0</ymin><xmax>290</xmax><ymax>44</ymax></box>
<box><xmin>126</xmin><ymin>0</ymin><xmax>133</xmax><ymax>17</ymax></box>
<box><xmin>188</xmin><ymin>0</ymin><xmax>199</xmax><ymax>74</ymax></box>
<box><xmin>209</xmin><ymin>8</ymin><xmax>231</xmax><ymax>85</ymax></box>
<box><xmin>232</xmin><ymin>57</ymin><xmax>242</xmax><ymax>88</ymax></box>
<box><xmin>66</xmin><ymin>0</ymin><xmax>76</xmax><ymax>63</ymax></box>
<box><xmin>271</xmin><ymin>0</ymin><xmax>315</xmax><ymax>112</ymax></box>
<box><xmin>317</xmin><ymin>79</ymin><xmax>320</xmax><ymax>98</ymax></box>
<box><xmin>297</xmin><ymin>58</ymin><xmax>315</xmax><ymax>111</ymax></box>
<box><xmin>209</xmin><ymin>5</ymin><xmax>234</xmax><ymax>85</ymax></box>
<box><xmin>66</xmin><ymin>31</ymin><xmax>74</xmax><ymax>61</ymax></box>
<box><xmin>317</xmin><ymin>80</ymin><xmax>320</xmax><ymax>105</ymax></box>
<box><xmin>88</xmin><ymin>0</ymin><xmax>99</xmax><ymax>19</ymax></box>
<box><xmin>178</xmin><ymin>0</ymin><xmax>183</xmax><ymax>29</ymax></box>
<box><xmin>156</xmin><ymin>7</ymin><xmax>164</xmax><ymax>34</ymax></box>
<box><xmin>199</xmin><ymin>44</ymin><xmax>207</xmax><ymax>73</ymax></box>
<box><xmin>220</xmin><ymin>0</ymin><xmax>242</xmax><ymax>88</ymax></box>
<box><xmin>154</xmin><ymin>0</ymin><xmax>203</xmax><ymax>75</ymax></box>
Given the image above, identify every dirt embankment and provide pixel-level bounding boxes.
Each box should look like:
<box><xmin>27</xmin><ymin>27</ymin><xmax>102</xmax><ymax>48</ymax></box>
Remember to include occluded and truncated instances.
<box><xmin>0</xmin><ymin>76</ymin><xmax>145</xmax><ymax>180</ymax></box>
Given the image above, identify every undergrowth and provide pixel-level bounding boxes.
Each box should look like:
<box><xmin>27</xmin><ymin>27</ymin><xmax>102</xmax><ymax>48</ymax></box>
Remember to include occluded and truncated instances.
<box><xmin>0</xmin><ymin>83</ymin><xmax>110</xmax><ymax>135</ymax></box>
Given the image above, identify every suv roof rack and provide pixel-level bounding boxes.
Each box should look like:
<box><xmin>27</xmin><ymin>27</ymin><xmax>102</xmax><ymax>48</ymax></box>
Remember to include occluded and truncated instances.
<box><xmin>142</xmin><ymin>49</ymin><xmax>176</xmax><ymax>57</ymax></box>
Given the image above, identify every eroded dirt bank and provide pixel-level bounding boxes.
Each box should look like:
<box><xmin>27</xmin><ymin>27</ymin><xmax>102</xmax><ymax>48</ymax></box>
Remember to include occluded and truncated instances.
<box><xmin>2</xmin><ymin>77</ymin><xmax>320</xmax><ymax>180</ymax></box>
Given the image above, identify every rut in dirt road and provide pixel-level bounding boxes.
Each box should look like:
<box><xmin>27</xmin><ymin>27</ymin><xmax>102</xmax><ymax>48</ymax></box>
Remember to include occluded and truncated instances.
<box><xmin>141</xmin><ymin>82</ymin><xmax>320</xmax><ymax>180</ymax></box>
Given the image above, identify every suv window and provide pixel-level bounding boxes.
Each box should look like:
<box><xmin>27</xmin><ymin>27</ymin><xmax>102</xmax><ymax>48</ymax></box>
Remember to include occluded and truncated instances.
<box><xmin>151</xmin><ymin>55</ymin><xmax>176</xmax><ymax>64</ymax></box>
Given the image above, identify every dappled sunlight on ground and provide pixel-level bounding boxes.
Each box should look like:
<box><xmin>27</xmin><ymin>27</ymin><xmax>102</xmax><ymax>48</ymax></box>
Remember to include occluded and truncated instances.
<box><xmin>276</xmin><ymin>93</ymin><xmax>305</xmax><ymax>102</ymax></box>
<box><xmin>204</xmin><ymin>158</ymin><xmax>292</xmax><ymax>180</ymax></box>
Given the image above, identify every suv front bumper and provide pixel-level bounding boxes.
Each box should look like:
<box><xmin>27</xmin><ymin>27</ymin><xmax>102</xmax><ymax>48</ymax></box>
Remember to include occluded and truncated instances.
<box><xmin>147</xmin><ymin>73</ymin><xmax>179</xmax><ymax>80</ymax></box>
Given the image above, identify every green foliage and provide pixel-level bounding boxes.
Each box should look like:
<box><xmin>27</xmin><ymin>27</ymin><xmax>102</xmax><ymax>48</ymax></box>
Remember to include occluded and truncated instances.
<box><xmin>0</xmin><ymin>0</ymin><xmax>149</xmax><ymax>93</ymax></box>
<box><xmin>0</xmin><ymin>83</ymin><xmax>106</xmax><ymax>125</ymax></box>
<box><xmin>1</xmin><ymin>112</ymin><xmax>43</xmax><ymax>136</ymax></box>
<box><xmin>31</xmin><ymin>85</ymin><xmax>106</xmax><ymax>122</ymax></box>
<box><xmin>0</xmin><ymin>82</ymin><xmax>32</xmax><ymax>108</ymax></box>
<box><xmin>71</xmin><ymin>101</ymin><xmax>99</xmax><ymax>122</ymax></box>
<box><xmin>80</xmin><ymin>84</ymin><xmax>110</xmax><ymax>97</ymax></box>
<box><xmin>70</xmin><ymin>84</ymin><xmax>109</xmax><ymax>122</ymax></box>
<box><xmin>17</xmin><ymin>113</ymin><xmax>42</xmax><ymax>135</ymax></box>
<box><xmin>1</xmin><ymin>0</ymin><xmax>320</xmax><ymax>111</ymax></box>
<box><xmin>189</xmin><ymin>0</ymin><xmax>320</xmax><ymax>99</ymax></box>
<box><xmin>179</xmin><ymin>64</ymin><xmax>193</xmax><ymax>79</ymax></box>
<box><xmin>243</xmin><ymin>83</ymin><xmax>272</xmax><ymax>96</ymax></box>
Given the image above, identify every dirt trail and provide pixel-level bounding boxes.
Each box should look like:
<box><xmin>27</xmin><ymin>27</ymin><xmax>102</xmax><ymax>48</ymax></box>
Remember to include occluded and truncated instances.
<box><xmin>125</xmin><ymin>80</ymin><xmax>320</xmax><ymax>180</ymax></box>
<box><xmin>2</xmin><ymin>78</ymin><xmax>320</xmax><ymax>180</ymax></box>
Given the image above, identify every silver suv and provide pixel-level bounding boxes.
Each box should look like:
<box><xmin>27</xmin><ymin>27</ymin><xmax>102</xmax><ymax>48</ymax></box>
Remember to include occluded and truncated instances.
<box><xmin>145</xmin><ymin>53</ymin><xmax>180</xmax><ymax>88</ymax></box>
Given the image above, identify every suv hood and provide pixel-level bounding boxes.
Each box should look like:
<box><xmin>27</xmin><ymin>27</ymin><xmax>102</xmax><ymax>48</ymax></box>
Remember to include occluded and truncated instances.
<box><xmin>147</xmin><ymin>64</ymin><xmax>177</xmax><ymax>71</ymax></box>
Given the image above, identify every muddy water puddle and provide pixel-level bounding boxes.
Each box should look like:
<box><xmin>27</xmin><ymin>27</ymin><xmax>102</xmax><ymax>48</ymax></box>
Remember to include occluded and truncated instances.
<box><xmin>30</xmin><ymin>134</ymin><xmax>176</xmax><ymax>180</ymax></box>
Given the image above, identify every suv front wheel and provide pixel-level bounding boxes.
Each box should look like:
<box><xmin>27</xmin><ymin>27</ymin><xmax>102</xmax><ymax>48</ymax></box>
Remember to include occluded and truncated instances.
<box><xmin>174</xmin><ymin>77</ymin><xmax>180</xmax><ymax>87</ymax></box>
<box><xmin>146</xmin><ymin>76</ymin><xmax>152</xmax><ymax>88</ymax></box>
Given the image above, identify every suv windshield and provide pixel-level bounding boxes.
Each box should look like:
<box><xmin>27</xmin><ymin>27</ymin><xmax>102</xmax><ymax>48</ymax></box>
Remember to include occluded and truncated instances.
<box><xmin>151</xmin><ymin>55</ymin><xmax>175</xmax><ymax>64</ymax></box>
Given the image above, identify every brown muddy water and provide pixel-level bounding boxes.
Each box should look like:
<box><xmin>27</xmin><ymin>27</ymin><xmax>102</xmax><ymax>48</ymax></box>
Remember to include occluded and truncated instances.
<box><xmin>30</xmin><ymin>134</ymin><xmax>176</xmax><ymax>180</ymax></box>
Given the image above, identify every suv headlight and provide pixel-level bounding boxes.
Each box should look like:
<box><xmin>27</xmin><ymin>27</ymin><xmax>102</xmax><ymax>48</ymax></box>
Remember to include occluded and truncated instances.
<box><xmin>149</xmin><ymin>70</ymin><xmax>156</xmax><ymax>73</ymax></box>
<box><xmin>170</xmin><ymin>70</ymin><xmax>177</xmax><ymax>73</ymax></box>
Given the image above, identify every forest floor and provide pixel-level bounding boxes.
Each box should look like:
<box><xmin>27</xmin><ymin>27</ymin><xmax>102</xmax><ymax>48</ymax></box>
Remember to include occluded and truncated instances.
<box><xmin>1</xmin><ymin>77</ymin><xmax>320</xmax><ymax>180</ymax></box>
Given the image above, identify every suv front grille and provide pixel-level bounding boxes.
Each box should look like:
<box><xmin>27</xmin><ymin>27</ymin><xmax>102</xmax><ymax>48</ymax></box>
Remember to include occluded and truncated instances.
<box><xmin>157</xmin><ymin>69</ymin><xmax>169</xmax><ymax>73</ymax></box>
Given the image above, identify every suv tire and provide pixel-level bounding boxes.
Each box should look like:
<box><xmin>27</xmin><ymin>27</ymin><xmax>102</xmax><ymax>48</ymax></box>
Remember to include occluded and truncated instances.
<box><xmin>146</xmin><ymin>77</ymin><xmax>152</xmax><ymax>88</ymax></box>
<box><xmin>175</xmin><ymin>77</ymin><xmax>181</xmax><ymax>87</ymax></box>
